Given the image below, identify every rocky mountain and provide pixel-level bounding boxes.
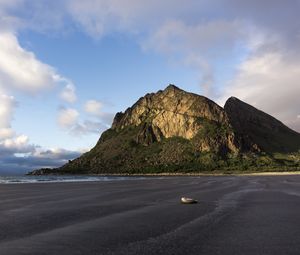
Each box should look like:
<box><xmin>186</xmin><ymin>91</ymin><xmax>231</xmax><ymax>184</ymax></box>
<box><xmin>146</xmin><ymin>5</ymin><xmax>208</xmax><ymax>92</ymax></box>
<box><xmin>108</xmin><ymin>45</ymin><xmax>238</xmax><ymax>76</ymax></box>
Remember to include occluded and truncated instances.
<box><xmin>29</xmin><ymin>85</ymin><xmax>300</xmax><ymax>175</ymax></box>
<box><xmin>112</xmin><ymin>85</ymin><xmax>239</xmax><ymax>152</ymax></box>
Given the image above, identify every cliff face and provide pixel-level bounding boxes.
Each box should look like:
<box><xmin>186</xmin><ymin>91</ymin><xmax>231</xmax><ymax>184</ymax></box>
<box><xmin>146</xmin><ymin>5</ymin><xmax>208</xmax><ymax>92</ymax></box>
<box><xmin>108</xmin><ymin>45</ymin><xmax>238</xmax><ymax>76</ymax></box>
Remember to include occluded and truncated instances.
<box><xmin>111</xmin><ymin>85</ymin><xmax>239</xmax><ymax>152</ymax></box>
<box><xmin>225</xmin><ymin>97</ymin><xmax>300</xmax><ymax>153</ymax></box>
<box><xmin>29</xmin><ymin>85</ymin><xmax>300</xmax><ymax>175</ymax></box>
<box><xmin>112</xmin><ymin>85</ymin><xmax>227</xmax><ymax>137</ymax></box>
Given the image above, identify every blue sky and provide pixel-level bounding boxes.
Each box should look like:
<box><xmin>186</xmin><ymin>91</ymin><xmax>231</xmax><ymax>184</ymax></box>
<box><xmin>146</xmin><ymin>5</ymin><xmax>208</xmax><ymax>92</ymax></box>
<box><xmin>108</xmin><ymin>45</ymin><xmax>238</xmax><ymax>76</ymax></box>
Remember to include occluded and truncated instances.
<box><xmin>0</xmin><ymin>0</ymin><xmax>300</xmax><ymax>174</ymax></box>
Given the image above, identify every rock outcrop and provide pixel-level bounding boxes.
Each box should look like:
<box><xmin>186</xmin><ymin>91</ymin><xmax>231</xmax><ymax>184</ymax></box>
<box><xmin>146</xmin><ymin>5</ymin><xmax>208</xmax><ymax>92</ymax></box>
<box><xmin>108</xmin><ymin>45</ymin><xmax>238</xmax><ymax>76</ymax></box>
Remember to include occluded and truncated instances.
<box><xmin>111</xmin><ymin>85</ymin><xmax>239</xmax><ymax>152</ymax></box>
<box><xmin>112</xmin><ymin>85</ymin><xmax>228</xmax><ymax>133</ymax></box>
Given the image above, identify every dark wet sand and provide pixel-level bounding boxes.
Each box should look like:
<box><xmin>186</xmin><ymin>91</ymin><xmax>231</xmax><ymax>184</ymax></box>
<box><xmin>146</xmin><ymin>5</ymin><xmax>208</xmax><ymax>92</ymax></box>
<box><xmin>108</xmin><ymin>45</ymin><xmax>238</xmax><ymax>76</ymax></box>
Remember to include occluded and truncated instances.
<box><xmin>1</xmin><ymin>175</ymin><xmax>300</xmax><ymax>255</ymax></box>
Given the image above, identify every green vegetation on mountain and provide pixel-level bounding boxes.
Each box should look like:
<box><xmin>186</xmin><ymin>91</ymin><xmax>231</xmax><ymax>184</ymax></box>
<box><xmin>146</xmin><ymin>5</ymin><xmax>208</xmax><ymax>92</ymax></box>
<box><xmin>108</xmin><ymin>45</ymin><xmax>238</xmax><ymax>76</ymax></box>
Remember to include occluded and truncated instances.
<box><xmin>29</xmin><ymin>85</ymin><xmax>300</xmax><ymax>175</ymax></box>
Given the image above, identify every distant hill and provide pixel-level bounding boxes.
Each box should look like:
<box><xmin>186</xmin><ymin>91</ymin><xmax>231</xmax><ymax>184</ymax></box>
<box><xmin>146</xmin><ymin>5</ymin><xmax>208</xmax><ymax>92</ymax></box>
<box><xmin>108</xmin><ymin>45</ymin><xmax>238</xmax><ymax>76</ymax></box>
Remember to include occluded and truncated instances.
<box><xmin>29</xmin><ymin>85</ymin><xmax>300</xmax><ymax>175</ymax></box>
<box><xmin>225</xmin><ymin>97</ymin><xmax>300</xmax><ymax>153</ymax></box>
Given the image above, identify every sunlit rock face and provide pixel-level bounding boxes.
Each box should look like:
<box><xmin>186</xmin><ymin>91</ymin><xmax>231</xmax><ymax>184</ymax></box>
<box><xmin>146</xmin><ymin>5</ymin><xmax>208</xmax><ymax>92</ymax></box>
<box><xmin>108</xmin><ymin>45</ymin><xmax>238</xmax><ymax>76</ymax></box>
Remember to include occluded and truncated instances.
<box><xmin>112</xmin><ymin>84</ymin><xmax>239</xmax><ymax>152</ymax></box>
<box><xmin>112</xmin><ymin>85</ymin><xmax>227</xmax><ymax>136</ymax></box>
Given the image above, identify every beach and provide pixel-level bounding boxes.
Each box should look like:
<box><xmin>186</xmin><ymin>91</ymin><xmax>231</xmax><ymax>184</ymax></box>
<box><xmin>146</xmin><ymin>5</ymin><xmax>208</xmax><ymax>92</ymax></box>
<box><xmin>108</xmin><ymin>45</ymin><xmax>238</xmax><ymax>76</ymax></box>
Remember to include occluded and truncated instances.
<box><xmin>1</xmin><ymin>175</ymin><xmax>300</xmax><ymax>254</ymax></box>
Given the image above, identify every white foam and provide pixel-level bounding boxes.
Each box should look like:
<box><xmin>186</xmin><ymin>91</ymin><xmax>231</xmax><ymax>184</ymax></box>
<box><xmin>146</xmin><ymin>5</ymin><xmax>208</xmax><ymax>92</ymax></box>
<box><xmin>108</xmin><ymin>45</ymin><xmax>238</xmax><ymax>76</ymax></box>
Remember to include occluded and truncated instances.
<box><xmin>0</xmin><ymin>175</ymin><xmax>145</xmax><ymax>184</ymax></box>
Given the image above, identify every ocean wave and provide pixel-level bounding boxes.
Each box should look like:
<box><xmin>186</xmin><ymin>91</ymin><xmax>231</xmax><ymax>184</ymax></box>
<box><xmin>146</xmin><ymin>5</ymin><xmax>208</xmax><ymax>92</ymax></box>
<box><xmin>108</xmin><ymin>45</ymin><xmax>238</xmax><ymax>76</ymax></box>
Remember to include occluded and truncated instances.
<box><xmin>0</xmin><ymin>175</ymin><xmax>145</xmax><ymax>184</ymax></box>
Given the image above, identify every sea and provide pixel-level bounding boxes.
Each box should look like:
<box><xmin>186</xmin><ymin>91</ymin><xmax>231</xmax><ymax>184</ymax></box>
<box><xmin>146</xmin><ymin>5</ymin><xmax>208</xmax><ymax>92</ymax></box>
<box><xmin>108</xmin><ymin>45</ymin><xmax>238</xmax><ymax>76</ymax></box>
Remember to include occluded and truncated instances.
<box><xmin>0</xmin><ymin>175</ymin><xmax>146</xmax><ymax>184</ymax></box>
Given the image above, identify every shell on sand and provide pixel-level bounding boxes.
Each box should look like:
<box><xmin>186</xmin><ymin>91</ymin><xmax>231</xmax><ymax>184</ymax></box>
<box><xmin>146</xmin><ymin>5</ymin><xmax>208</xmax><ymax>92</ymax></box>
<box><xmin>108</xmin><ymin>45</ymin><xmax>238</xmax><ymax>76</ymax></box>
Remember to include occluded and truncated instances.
<box><xmin>181</xmin><ymin>197</ymin><xmax>198</xmax><ymax>204</ymax></box>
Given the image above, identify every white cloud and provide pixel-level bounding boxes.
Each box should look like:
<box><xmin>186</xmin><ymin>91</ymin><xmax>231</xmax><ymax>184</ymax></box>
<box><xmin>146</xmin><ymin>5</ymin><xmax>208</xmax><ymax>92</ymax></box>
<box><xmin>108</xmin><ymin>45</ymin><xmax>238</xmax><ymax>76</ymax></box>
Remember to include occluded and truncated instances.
<box><xmin>32</xmin><ymin>147</ymin><xmax>82</xmax><ymax>160</ymax></box>
<box><xmin>144</xmin><ymin>19</ymin><xmax>241</xmax><ymax>55</ymax></box>
<box><xmin>57</xmin><ymin>99</ymin><xmax>113</xmax><ymax>136</ymax></box>
<box><xmin>0</xmin><ymin>0</ymin><xmax>25</xmax><ymax>10</ymax></box>
<box><xmin>0</xmin><ymin>94</ymin><xmax>17</xmax><ymax>128</ymax></box>
<box><xmin>0</xmin><ymin>134</ymin><xmax>36</xmax><ymax>155</ymax></box>
<box><xmin>60</xmin><ymin>83</ymin><xmax>77</xmax><ymax>103</ymax></box>
<box><xmin>0</xmin><ymin>29</ymin><xmax>78</xmax><ymax>134</ymax></box>
<box><xmin>0</xmin><ymin>128</ymin><xmax>14</xmax><ymax>140</ymax></box>
<box><xmin>2</xmin><ymin>134</ymin><xmax>27</xmax><ymax>148</ymax></box>
<box><xmin>0</xmin><ymin>32</ymin><xmax>58</xmax><ymax>93</ymax></box>
<box><xmin>66</xmin><ymin>0</ymin><xmax>189</xmax><ymax>38</ymax></box>
<box><xmin>83</xmin><ymin>99</ymin><xmax>114</xmax><ymax>128</ymax></box>
<box><xmin>84</xmin><ymin>99</ymin><xmax>103</xmax><ymax>116</ymax></box>
<box><xmin>71</xmin><ymin>120</ymin><xmax>107</xmax><ymax>136</ymax></box>
<box><xmin>0</xmin><ymin>30</ymin><xmax>78</xmax><ymax>99</ymax></box>
<box><xmin>0</xmin><ymin>94</ymin><xmax>17</xmax><ymax>139</ymax></box>
<box><xmin>57</xmin><ymin>101</ymin><xmax>111</xmax><ymax>136</ymax></box>
<box><xmin>57</xmin><ymin>107</ymin><xmax>79</xmax><ymax>128</ymax></box>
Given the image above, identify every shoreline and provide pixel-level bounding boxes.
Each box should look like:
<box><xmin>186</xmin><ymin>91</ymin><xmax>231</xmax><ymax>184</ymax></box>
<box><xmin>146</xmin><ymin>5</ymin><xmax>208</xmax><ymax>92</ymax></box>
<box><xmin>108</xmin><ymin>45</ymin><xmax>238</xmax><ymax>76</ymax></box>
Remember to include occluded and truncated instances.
<box><xmin>97</xmin><ymin>171</ymin><xmax>300</xmax><ymax>177</ymax></box>
<box><xmin>28</xmin><ymin>170</ymin><xmax>300</xmax><ymax>177</ymax></box>
<box><xmin>2</xmin><ymin>172</ymin><xmax>300</xmax><ymax>185</ymax></box>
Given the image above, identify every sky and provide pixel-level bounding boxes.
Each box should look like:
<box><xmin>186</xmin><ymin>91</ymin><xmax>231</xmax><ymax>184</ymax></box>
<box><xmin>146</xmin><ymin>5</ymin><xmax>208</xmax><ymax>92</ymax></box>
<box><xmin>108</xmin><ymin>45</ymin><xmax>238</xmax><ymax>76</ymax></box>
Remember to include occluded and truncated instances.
<box><xmin>0</xmin><ymin>0</ymin><xmax>300</xmax><ymax>174</ymax></box>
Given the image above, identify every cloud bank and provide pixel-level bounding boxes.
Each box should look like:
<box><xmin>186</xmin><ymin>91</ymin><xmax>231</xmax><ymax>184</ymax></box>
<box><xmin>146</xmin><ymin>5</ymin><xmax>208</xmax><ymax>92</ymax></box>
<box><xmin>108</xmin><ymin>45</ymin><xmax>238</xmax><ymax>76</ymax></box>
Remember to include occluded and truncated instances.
<box><xmin>0</xmin><ymin>147</ymin><xmax>82</xmax><ymax>175</ymax></box>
